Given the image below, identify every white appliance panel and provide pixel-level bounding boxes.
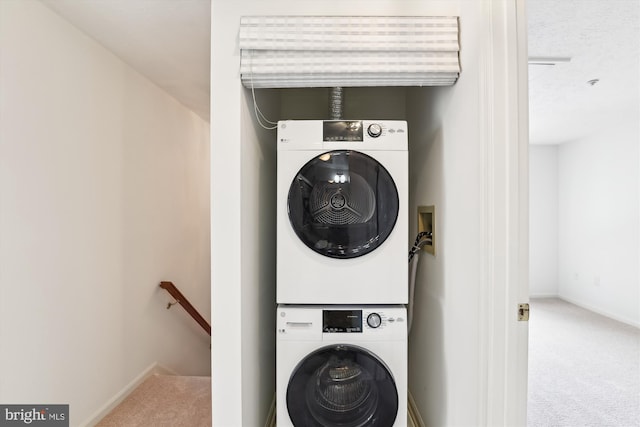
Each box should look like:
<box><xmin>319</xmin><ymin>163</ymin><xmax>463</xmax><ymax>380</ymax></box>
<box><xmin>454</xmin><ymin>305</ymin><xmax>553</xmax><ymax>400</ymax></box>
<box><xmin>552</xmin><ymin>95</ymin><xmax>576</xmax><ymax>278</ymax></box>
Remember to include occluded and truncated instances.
<box><xmin>277</xmin><ymin>120</ymin><xmax>408</xmax><ymax>304</ymax></box>
<box><xmin>277</xmin><ymin>305</ymin><xmax>407</xmax><ymax>427</ymax></box>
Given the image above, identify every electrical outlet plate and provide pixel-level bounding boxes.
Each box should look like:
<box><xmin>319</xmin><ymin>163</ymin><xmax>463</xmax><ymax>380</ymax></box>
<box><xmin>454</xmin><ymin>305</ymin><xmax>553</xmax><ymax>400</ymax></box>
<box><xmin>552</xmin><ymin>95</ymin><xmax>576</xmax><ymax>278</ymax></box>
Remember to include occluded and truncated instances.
<box><xmin>417</xmin><ymin>205</ymin><xmax>435</xmax><ymax>255</ymax></box>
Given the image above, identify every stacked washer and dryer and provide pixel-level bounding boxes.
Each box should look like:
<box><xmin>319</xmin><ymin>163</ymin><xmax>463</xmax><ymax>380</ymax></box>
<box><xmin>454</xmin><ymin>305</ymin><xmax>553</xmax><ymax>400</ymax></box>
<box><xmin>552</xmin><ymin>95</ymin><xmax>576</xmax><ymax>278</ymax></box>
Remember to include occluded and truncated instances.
<box><xmin>276</xmin><ymin>119</ymin><xmax>409</xmax><ymax>426</ymax></box>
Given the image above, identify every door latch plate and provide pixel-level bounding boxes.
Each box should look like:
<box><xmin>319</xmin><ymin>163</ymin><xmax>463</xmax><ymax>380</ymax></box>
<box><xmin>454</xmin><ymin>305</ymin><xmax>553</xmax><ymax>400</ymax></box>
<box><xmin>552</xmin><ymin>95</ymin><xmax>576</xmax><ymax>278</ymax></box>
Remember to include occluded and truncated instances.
<box><xmin>518</xmin><ymin>303</ymin><xmax>530</xmax><ymax>321</ymax></box>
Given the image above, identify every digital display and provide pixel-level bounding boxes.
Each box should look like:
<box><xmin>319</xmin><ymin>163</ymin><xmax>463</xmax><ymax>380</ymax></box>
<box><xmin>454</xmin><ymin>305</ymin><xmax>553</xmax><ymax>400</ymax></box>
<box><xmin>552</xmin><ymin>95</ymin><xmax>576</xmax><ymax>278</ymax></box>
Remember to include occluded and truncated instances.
<box><xmin>323</xmin><ymin>310</ymin><xmax>362</xmax><ymax>333</ymax></box>
<box><xmin>323</xmin><ymin>120</ymin><xmax>364</xmax><ymax>142</ymax></box>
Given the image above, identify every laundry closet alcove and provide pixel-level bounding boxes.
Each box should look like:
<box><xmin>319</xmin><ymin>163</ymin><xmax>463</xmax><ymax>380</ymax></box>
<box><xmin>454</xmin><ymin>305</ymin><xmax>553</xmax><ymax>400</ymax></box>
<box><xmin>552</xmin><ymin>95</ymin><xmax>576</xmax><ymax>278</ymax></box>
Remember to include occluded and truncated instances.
<box><xmin>211</xmin><ymin>2</ymin><xmax>528</xmax><ymax>427</ymax></box>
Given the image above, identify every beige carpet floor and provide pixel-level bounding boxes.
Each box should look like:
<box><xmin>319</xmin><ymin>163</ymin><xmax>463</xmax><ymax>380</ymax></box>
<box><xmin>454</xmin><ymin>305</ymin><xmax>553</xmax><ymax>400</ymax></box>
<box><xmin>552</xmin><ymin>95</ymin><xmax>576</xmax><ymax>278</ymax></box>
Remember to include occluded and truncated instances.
<box><xmin>96</xmin><ymin>374</ymin><xmax>211</xmax><ymax>427</ymax></box>
<box><xmin>528</xmin><ymin>298</ymin><xmax>640</xmax><ymax>427</ymax></box>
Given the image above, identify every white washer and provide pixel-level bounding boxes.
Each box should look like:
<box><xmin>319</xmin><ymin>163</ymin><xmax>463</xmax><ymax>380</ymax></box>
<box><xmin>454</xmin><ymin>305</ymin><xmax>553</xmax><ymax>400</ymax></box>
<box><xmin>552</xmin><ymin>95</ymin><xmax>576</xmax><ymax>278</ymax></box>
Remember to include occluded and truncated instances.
<box><xmin>277</xmin><ymin>305</ymin><xmax>407</xmax><ymax>427</ymax></box>
<box><xmin>277</xmin><ymin>120</ymin><xmax>408</xmax><ymax>304</ymax></box>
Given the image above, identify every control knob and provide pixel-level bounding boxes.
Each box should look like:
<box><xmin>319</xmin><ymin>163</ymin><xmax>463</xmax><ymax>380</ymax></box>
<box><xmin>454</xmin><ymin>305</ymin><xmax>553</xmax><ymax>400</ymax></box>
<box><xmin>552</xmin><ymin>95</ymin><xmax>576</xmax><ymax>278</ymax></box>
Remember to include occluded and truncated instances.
<box><xmin>367</xmin><ymin>123</ymin><xmax>383</xmax><ymax>138</ymax></box>
<box><xmin>367</xmin><ymin>312</ymin><xmax>382</xmax><ymax>328</ymax></box>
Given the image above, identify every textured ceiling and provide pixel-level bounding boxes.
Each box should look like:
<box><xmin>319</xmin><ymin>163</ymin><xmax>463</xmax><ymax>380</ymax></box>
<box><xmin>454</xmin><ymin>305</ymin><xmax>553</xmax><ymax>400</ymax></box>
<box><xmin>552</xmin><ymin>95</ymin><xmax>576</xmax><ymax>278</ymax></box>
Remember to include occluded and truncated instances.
<box><xmin>528</xmin><ymin>0</ymin><xmax>640</xmax><ymax>144</ymax></box>
<box><xmin>40</xmin><ymin>0</ymin><xmax>211</xmax><ymax>122</ymax></box>
<box><xmin>40</xmin><ymin>1</ymin><xmax>639</xmax><ymax>142</ymax></box>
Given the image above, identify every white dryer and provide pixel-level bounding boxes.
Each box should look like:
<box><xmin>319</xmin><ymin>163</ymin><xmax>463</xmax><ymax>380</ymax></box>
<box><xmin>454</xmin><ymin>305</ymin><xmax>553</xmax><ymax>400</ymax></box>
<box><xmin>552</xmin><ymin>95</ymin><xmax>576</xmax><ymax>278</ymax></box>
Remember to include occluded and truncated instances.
<box><xmin>277</xmin><ymin>120</ymin><xmax>408</xmax><ymax>304</ymax></box>
<box><xmin>277</xmin><ymin>305</ymin><xmax>407</xmax><ymax>427</ymax></box>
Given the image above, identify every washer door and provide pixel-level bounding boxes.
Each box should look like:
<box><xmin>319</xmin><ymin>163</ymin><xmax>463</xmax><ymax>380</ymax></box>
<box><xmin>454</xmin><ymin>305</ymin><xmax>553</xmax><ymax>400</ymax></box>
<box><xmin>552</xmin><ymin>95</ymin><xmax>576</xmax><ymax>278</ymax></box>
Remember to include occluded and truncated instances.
<box><xmin>288</xmin><ymin>150</ymin><xmax>399</xmax><ymax>259</ymax></box>
<box><xmin>286</xmin><ymin>345</ymin><xmax>398</xmax><ymax>427</ymax></box>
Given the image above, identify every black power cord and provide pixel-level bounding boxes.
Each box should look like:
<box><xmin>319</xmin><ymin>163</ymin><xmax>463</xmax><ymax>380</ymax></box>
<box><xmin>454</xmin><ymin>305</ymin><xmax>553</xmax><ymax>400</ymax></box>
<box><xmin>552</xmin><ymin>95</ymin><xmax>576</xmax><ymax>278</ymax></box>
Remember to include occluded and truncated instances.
<box><xmin>408</xmin><ymin>231</ymin><xmax>432</xmax><ymax>262</ymax></box>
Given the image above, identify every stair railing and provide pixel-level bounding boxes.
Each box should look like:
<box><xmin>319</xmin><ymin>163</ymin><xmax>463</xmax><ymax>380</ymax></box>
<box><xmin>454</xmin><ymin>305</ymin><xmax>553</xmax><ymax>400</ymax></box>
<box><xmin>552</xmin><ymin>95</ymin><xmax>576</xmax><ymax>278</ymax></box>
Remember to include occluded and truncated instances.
<box><xmin>159</xmin><ymin>281</ymin><xmax>211</xmax><ymax>336</ymax></box>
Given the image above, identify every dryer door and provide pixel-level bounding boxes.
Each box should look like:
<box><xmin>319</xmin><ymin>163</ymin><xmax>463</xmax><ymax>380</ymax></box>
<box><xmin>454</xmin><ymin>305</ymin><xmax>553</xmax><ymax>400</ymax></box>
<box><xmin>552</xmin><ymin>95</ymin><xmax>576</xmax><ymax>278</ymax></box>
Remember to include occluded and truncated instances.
<box><xmin>286</xmin><ymin>344</ymin><xmax>398</xmax><ymax>427</ymax></box>
<box><xmin>288</xmin><ymin>150</ymin><xmax>399</xmax><ymax>259</ymax></box>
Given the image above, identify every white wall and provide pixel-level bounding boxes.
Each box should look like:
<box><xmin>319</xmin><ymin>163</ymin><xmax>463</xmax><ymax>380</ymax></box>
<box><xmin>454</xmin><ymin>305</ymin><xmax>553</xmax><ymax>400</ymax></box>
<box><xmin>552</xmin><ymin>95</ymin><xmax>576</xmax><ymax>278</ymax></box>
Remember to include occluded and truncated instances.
<box><xmin>0</xmin><ymin>1</ymin><xmax>211</xmax><ymax>425</ymax></box>
<box><xmin>529</xmin><ymin>115</ymin><xmax>639</xmax><ymax>326</ymax></box>
<box><xmin>557</xmin><ymin>111</ymin><xmax>640</xmax><ymax>327</ymax></box>
<box><xmin>406</xmin><ymin>5</ymin><xmax>489</xmax><ymax>425</ymax></box>
<box><xmin>239</xmin><ymin>87</ymin><xmax>280</xmax><ymax>427</ymax></box>
<box><xmin>408</xmin><ymin>2</ymin><xmax>530</xmax><ymax>425</ymax></box>
<box><xmin>212</xmin><ymin>1</ymin><xmax>527</xmax><ymax>426</ymax></box>
<box><xmin>529</xmin><ymin>145</ymin><xmax>559</xmax><ymax>296</ymax></box>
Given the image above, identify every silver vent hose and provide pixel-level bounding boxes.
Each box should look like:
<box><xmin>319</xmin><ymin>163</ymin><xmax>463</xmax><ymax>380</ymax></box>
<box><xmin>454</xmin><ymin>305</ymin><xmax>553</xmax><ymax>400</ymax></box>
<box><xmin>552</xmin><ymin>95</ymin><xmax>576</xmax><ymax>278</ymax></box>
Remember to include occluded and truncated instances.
<box><xmin>329</xmin><ymin>87</ymin><xmax>343</xmax><ymax>120</ymax></box>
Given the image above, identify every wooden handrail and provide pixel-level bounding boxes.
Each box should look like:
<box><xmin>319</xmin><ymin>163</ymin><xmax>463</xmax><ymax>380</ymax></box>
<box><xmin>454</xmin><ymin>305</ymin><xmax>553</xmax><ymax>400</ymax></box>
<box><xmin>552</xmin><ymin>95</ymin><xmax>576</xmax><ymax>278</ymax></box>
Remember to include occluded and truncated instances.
<box><xmin>159</xmin><ymin>281</ymin><xmax>211</xmax><ymax>336</ymax></box>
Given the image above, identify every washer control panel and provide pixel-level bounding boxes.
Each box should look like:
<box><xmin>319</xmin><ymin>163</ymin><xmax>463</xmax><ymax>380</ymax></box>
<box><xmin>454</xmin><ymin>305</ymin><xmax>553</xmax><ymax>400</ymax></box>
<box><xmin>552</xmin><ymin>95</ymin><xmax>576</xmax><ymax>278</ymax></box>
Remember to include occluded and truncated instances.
<box><xmin>276</xmin><ymin>305</ymin><xmax>406</xmax><ymax>341</ymax></box>
<box><xmin>323</xmin><ymin>309</ymin><xmax>362</xmax><ymax>333</ymax></box>
<box><xmin>367</xmin><ymin>312</ymin><xmax>382</xmax><ymax>328</ymax></box>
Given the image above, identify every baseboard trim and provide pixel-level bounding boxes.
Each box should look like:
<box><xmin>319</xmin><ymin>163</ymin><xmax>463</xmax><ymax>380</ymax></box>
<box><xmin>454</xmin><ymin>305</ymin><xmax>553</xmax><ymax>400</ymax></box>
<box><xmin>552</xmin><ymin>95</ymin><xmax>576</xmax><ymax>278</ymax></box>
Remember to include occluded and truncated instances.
<box><xmin>81</xmin><ymin>362</ymin><xmax>176</xmax><ymax>427</ymax></box>
<box><xmin>558</xmin><ymin>296</ymin><xmax>640</xmax><ymax>329</ymax></box>
<box><xmin>407</xmin><ymin>391</ymin><xmax>426</xmax><ymax>427</ymax></box>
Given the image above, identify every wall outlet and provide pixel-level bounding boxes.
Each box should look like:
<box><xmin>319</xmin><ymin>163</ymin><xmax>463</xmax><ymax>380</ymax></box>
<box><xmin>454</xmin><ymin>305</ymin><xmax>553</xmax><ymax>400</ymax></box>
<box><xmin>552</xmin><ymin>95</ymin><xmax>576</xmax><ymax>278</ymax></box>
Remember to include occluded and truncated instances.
<box><xmin>417</xmin><ymin>205</ymin><xmax>435</xmax><ymax>255</ymax></box>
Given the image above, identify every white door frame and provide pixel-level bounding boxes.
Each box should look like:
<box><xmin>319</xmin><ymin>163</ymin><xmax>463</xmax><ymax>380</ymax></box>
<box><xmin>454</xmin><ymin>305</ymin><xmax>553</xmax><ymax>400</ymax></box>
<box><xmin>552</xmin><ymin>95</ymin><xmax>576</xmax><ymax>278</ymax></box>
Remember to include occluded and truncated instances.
<box><xmin>478</xmin><ymin>0</ymin><xmax>529</xmax><ymax>425</ymax></box>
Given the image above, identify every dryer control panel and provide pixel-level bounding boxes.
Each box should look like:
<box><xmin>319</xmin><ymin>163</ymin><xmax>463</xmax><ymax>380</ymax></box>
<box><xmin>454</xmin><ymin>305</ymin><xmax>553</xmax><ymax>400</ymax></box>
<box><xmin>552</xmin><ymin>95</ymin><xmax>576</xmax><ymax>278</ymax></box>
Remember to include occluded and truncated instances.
<box><xmin>323</xmin><ymin>120</ymin><xmax>364</xmax><ymax>142</ymax></box>
<box><xmin>278</xmin><ymin>120</ymin><xmax>408</xmax><ymax>151</ymax></box>
<box><xmin>322</xmin><ymin>120</ymin><xmax>391</xmax><ymax>141</ymax></box>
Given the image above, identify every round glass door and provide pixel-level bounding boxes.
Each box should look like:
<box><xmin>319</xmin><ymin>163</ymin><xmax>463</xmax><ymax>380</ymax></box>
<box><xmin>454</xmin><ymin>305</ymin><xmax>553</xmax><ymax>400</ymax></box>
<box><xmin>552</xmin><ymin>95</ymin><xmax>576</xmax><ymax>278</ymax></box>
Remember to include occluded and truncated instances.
<box><xmin>288</xmin><ymin>150</ymin><xmax>399</xmax><ymax>259</ymax></box>
<box><xmin>286</xmin><ymin>345</ymin><xmax>398</xmax><ymax>427</ymax></box>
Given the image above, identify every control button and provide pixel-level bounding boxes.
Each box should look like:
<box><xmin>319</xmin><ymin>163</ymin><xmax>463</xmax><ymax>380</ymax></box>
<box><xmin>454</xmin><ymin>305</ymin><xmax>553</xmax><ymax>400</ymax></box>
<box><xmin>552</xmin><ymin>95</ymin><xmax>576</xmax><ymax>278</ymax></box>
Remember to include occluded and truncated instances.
<box><xmin>367</xmin><ymin>123</ymin><xmax>383</xmax><ymax>138</ymax></box>
<box><xmin>367</xmin><ymin>312</ymin><xmax>382</xmax><ymax>328</ymax></box>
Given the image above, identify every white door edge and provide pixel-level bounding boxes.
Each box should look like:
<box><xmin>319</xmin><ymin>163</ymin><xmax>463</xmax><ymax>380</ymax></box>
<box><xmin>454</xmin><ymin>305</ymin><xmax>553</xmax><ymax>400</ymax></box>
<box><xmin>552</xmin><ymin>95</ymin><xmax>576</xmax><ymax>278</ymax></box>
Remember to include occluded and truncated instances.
<box><xmin>477</xmin><ymin>0</ymin><xmax>529</xmax><ymax>425</ymax></box>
